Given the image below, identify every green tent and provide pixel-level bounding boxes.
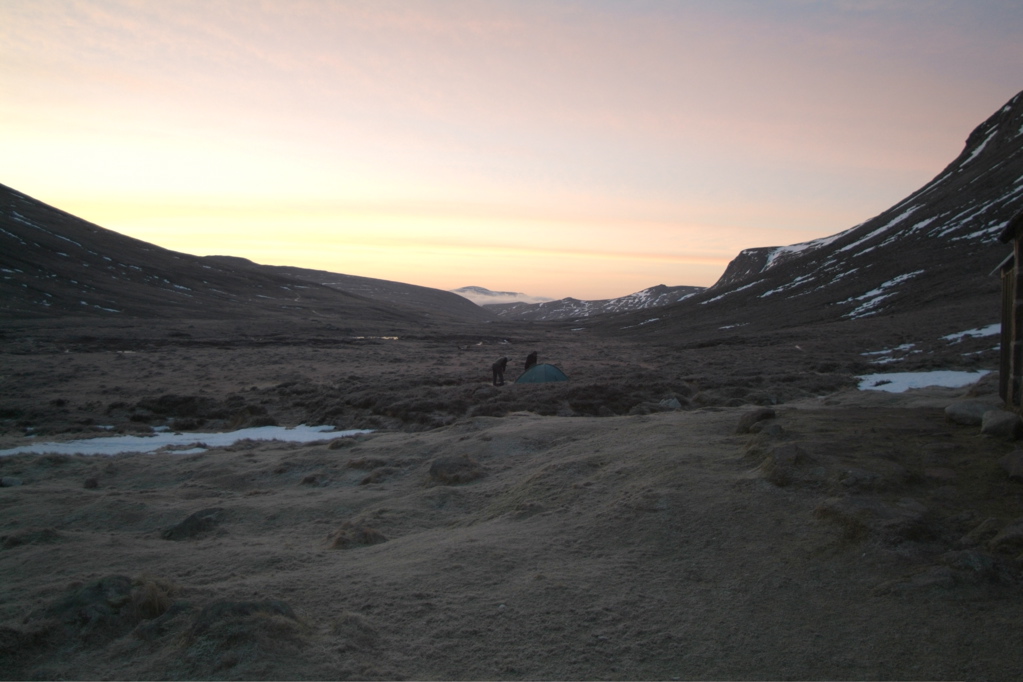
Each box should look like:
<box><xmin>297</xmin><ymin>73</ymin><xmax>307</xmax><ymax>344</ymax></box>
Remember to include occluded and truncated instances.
<box><xmin>515</xmin><ymin>363</ymin><xmax>568</xmax><ymax>384</ymax></box>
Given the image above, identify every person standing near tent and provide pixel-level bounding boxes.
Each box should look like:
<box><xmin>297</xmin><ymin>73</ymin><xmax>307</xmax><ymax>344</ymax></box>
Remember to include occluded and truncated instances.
<box><xmin>492</xmin><ymin>356</ymin><xmax>508</xmax><ymax>386</ymax></box>
<box><xmin>524</xmin><ymin>350</ymin><xmax>538</xmax><ymax>371</ymax></box>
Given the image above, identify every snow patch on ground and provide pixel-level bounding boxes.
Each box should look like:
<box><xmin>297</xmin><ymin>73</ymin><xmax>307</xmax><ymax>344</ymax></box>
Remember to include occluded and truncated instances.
<box><xmin>762</xmin><ymin>230</ymin><xmax>851</xmax><ymax>269</ymax></box>
<box><xmin>0</xmin><ymin>425</ymin><xmax>371</xmax><ymax>457</ymax></box>
<box><xmin>861</xmin><ymin>343</ymin><xmax>918</xmax><ymax>365</ymax></box>
<box><xmin>841</xmin><ymin>270</ymin><xmax>925</xmax><ymax>319</ymax></box>
<box><xmin>943</xmin><ymin>324</ymin><xmax>1000</xmax><ymax>343</ymax></box>
<box><xmin>857</xmin><ymin>370</ymin><xmax>991</xmax><ymax>393</ymax></box>
<box><xmin>836</xmin><ymin>206</ymin><xmax>920</xmax><ymax>256</ymax></box>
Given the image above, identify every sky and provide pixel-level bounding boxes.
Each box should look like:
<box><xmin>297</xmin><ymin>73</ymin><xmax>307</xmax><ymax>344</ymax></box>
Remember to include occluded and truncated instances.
<box><xmin>2</xmin><ymin>1</ymin><xmax>1022</xmax><ymax>300</ymax></box>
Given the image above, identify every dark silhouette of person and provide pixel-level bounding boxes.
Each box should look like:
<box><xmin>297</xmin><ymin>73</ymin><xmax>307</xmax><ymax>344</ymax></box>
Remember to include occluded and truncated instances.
<box><xmin>524</xmin><ymin>351</ymin><xmax>538</xmax><ymax>371</ymax></box>
<box><xmin>492</xmin><ymin>356</ymin><xmax>508</xmax><ymax>386</ymax></box>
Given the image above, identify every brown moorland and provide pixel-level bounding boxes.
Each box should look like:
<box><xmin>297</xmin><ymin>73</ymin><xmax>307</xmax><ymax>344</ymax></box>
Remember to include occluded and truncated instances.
<box><xmin>1</xmin><ymin>317</ymin><xmax>1021</xmax><ymax>681</ymax></box>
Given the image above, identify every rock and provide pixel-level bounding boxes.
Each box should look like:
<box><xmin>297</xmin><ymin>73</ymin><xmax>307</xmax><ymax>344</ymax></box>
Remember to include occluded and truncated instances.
<box><xmin>748</xmin><ymin>421</ymin><xmax>784</xmax><ymax>437</ymax></box>
<box><xmin>428</xmin><ymin>455</ymin><xmax>484</xmax><ymax>485</ymax></box>
<box><xmin>42</xmin><ymin>575</ymin><xmax>138</xmax><ymax>643</ymax></box>
<box><xmin>658</xmin><ymin>397</ymin><xmax>683</xmax><ymax>410</ymax></box>
<box><xmin>981</xmin><ymin>410</ymin><xmax>1022</xmax><ymax>439</ymax></box>
<box><xmin>161</xmin><ymin>508</ymin><xmax>225</xmax><ymax>541</ymax></box>
<box><xmin>941</xmin><ymin>549</ymin><xmax>997</xmax><ymax>577</ymax></box>
<box><xmin>944</xmin><ymin>400</ymin><xmax>998</xmax><ymax>426</ymax></box>
<box><xmin>988</xmin><ymin>517</ymin><xmax>1023</xmax><ymax>554</ymax></box>
<box><xmin>756</xmin><ymin>443</ymin><xmax>815</xmax><ymax>487</ymax></box>
<box><xmin>330</xmin><ymin>611</ymin><xmax>380</xmax><ymax>649</ymax></box>
<box><xmin>736</xmin><ymin>407</ymin><xmax>776</xmax><ymax>434</ymax></box>
<box><xmin>360</xmin><ymin>467</ymin><xmax>396</xmax><ymax>485</ymax></box>
<box><xmin>328</xmin><ymin>522</ymin><xmax>387</xmax><ymax>549</ymax></box>
<box><xmin>958</xmin><ymin>517</ymin><xmax>1004</xmax><ymax>548</ymax></box>
<box><xmin>1</xmin><ymin>528</ymin><xmax>62</xmax><ymax>550</ymax></box>
<box><xmin>1000</xmin><ymin>450</ymin><xmax>1023</xmax><ymax>481</ymax></box>
<box><xmin>0</xmin><ymin>624</ymin><xmax>45</xmax><ymax>660</ymax></box>
<box><xmin>963</xmin><ymin>371</ymin><xmax>1000</xmax><ymax>398</ymax></box>
<box><xmin>0</xmin><ymin>477</ymin><xmax>23</xmax><ymax>487</ymax></box>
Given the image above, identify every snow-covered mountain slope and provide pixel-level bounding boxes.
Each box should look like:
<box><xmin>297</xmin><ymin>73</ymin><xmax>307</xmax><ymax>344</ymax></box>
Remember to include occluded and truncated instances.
<box><xmin>609</xmin><ymin>90</ymin><xmax>1023</xmax><ymax>340</ymax></box>
<box><xmin>485</xmin><ymin>284</ymin><xmax>706</xmax><ymax>321</ymax></box>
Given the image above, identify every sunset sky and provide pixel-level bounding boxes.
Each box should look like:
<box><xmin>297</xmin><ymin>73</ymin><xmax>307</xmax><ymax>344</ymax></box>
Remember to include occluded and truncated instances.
<box><xmin>3</xmin><ymin>1</ymin><xmax>1021</xmax><ymax>300</ymax></box>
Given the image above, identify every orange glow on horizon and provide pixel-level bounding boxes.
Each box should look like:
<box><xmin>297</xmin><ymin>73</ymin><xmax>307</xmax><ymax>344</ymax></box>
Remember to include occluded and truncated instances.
<box><xmin>2</xmin><ymin>1</ymin><xmax>1020</xmax><ymax>300</ymax></box>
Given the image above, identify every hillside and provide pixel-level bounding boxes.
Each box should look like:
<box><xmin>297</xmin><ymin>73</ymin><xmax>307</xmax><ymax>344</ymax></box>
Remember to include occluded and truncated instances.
<box><xmin>595</xmin><ymin>90</ymin><xmax>1023</xmax><ymax>359</ymax></box>
<box><xmin>221</xmin><ymin>261</ymin><xmax>495</xmax><ymax>323</ymax></box>
<box><xmin>0</xmin><ymin>185</ymin><xmax>494</xmax><ymax>330</ymax></box>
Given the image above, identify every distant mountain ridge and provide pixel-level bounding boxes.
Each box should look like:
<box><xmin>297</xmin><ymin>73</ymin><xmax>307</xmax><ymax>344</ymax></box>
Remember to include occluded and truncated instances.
<box><xmin>450</xmin><ymin>286</ymin><xmax>552</xmax><ymax>306</ymax></box>
<box><xmin>482</xmin><ymin>284</ymin><xmax>706</xmax><ymax>321</ymax></box>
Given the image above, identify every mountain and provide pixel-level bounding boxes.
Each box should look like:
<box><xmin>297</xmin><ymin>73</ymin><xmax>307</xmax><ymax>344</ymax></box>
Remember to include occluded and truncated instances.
<box><xmin>483</xmin><ymin>284</ymin><xmax>706</xmax><ymax>321</ymax></box>
<box><xmin>0</xmin><ymin>184</ymin><xmax>492</xmax><ymax>326</ymax></box>
<box><xmin>600</xmin><ymin>90</ymin><xmax>1023</xmax><ymax>351</ymax></box>
<box><xmin>218</xmin><ymin>261</ymin><xmax>495</xmax><ymax>322</ymax></box>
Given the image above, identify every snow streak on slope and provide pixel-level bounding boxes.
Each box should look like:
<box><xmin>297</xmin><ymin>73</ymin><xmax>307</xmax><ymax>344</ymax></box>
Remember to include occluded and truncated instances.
<box><xmin>627</xmin><ymin>90</ymin><xmax>1023</xmax><ymax>332</ymax></box>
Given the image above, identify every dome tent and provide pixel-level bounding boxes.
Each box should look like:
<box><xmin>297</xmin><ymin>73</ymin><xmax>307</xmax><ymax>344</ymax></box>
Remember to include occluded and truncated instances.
<box><xmin>515</xmin><ymin>363</ymin><xmax>568</xmax><ymax>384</ymax></box>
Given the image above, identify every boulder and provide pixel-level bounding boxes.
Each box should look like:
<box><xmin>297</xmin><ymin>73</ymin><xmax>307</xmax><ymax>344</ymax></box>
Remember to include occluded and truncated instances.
<box><xmin>1</xmin><ymin>528</ymin><xmax>62</xmax><ymax>550</ymax></box>
<box><xmin>736</xmin><ymin>407</ymin><xmax>776</xmax><ymax>434</ymax></box>
<box><xmin>161</xmin><ymin>508</ymin><xmax>225</xmax><ymax>541</ymax></box>
<box><xmin>944</xmin><ymin>400</ymin><xmax>998</xmax><ymax>426</ymax></box>
<box><xmin>328</xmin><ymin>522</ymin><xmax>387</xmax><ymax>550</ymax></box>
<box><xmin>1000</xmin><ymin>450</ymin><xmax>1023</xmax><ymax>481</ymax></box>
<box><xmin>958</xmin><ymin>517</ymin><xmax>1003</xmax><ymax>548</ymax></box>
<box><xmin>749</xmin><ymin>421</ymin><xmax>784</xmax><ymax>437</ymax></box>
<box><xmin>981</xmin><ymin>410</ymin><xmax>1022</xmax><ymax>440</ymax></box>
<box><xmin>940</xmin><ymin>549</ymin><xmax>997</xmax><ymax>580</ymax></box>
<box><xmin>988</xmin><ymin>517</ymin><xmax>1023</xmax><ymax>554</ymax></box>
<box><xmin>756</xmin><ymin>443</ymin><xmax>815</xmax><ymax>487</ymax></box>
<box><xmin>0</xmin><ymin>477</ymin><xmax>23</xmax><ymax>487</ymax></box>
